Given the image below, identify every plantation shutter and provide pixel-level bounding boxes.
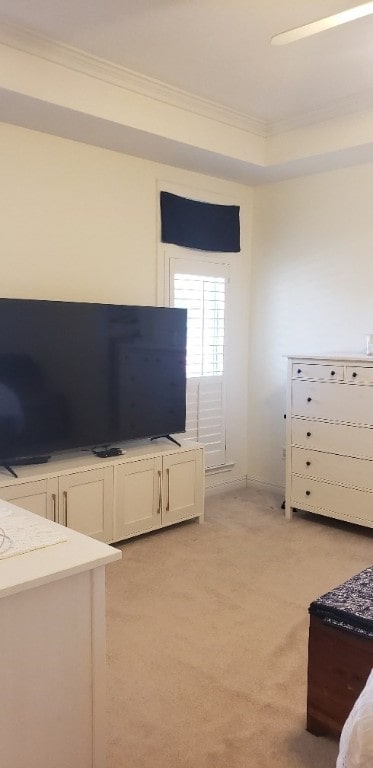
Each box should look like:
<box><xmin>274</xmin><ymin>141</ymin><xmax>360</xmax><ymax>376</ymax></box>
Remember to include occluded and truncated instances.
<box><xmin>169</xmin><ymin>257</ymin><xmax>228</xmax><ymax>469</ymax></box>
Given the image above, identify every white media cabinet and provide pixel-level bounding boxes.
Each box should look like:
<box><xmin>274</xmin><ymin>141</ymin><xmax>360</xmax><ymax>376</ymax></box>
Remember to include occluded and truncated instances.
<box><xmin>0</xmin><ymin>440</ymin><xmax>205</xmax><ymax>543</ymax></box>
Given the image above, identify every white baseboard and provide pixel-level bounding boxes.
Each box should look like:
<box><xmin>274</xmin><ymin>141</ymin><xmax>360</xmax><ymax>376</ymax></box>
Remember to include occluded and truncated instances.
<box><xmin>246</xmin><ymin>475</ymin><xmax>285</xmax><ymax>495</ymax></box>
<box><xmin>205</xmin><ymin>474</ymin><xmax>285</xmax><ymax>498</ymax></box>
<box><xmin>205</xmin><ymin>476</ymin><xmax>247</xmax><ymax>497</ymax></box>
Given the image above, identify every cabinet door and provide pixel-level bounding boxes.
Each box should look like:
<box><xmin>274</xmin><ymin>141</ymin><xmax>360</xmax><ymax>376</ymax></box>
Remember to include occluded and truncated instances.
<box><xmin>114</xmin><ymin>457</ymin><xmax>162</xmax><ymax>541</ymax></box>
<box><xmin>162</xmin><ymin>448</ymin><xmax>204</xmax><ymax>526</ymax></box>
<box><xmin>58</xmin><ymin>468</ymin><xmax>113</xmax><ymax>542</ymax></box>
<box><xmin>0</xmin><ymin>478</ymin><xmax>59</xmax><ymax>520</ymax></box>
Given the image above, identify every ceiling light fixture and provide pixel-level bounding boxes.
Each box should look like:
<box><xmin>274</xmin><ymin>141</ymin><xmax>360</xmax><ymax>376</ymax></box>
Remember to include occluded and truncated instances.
<box><xmin>271</xmin><ymin>1</ymin><xmax>373</xmax><ymax>45</ymax></box>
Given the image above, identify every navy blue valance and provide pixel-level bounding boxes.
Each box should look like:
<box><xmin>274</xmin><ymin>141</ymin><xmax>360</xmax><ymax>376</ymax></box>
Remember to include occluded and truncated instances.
<box><xmin>160</xmin><ymin>191</ymin><xmax>240</xmax><ymax>252</ymax></box>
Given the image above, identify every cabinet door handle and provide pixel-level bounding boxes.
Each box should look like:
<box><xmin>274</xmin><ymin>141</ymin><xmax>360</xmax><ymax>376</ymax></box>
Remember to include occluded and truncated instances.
<box><xmin>331</xmin><ymin>370</ymin><xmax>335</xmax><ymax>376</ymax></box>
<box><xmin>352</xmin><ymin>371</ymin><xmax>357</xmax><ymax>378</ymax></box>
<box><xmin>157</xmin><ymin>470</ymin><xmax>162</xmax><ymax>514</ymax></box>
<box><xmin>306</xmin><ymin>490</ymin><xmax>311</xmax><ymax>496</ymax></box>
<box><xmin>63</xmin><ymin>490</ymin><xmax>68</xmax><ymax>526</ymax></box>
<box><xmin>307</xmin><ymin>397</ymin><xmax>312</xmax><ymax>402</ymax></box>
<box><xmin>51</xmin><ymin>493</ymin><xmax>57</xmax><ymax>523</ymax></box>
<box><xmin>306</xmin><ymin>461</ymin><xmax>311</xmax><ymax>467</ymax></box>
<box><xmin>297</xmin><ymin>369</ymin><xmax>302</xmax><ymax>374</ymax></box>
<box><xmin>166</xmin><ymin>468</ymin><xmax>170</xmax><ymax>512</ymax></box>
<box><xmin>306</xmin><ymin>431</ymin><xmax>311</xmax><ymax>437</ymax></box>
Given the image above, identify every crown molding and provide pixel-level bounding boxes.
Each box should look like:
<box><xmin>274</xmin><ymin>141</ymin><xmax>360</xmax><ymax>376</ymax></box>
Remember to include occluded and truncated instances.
<box><xmin>0</xmin><ymin>20</ymin><xmax>268</xmax><ymax>138</ymax></box>
<box><xmin>2</xmin><ymin>20</ymin><xmax>372</xmax><ymax>141</ymax></box>
<box><xmin>269</xmin><ymin>88</ymin><xmax>373</xmax><ymax>135</ymax></box>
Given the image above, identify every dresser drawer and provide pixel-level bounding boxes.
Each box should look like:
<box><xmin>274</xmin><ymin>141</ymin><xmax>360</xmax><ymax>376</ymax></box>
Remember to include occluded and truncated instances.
<box><xmin>291</xmin><ymin>418</ymin><xmax>373</xmax><ymax>458</ymax></box>
<box><xmin>345</xmin><ymin>366</ymin><xmax>373</xmax><ymax>384</ymax></box>
<box><xmin>290</xmin><ymin>475</ymin><xmax>373</xmax><ymax>525</ymax></box>
<box><xmin>292</xmin><ymin>379</ymin><xmax>373</xmax><ymax>424</ymax></box>
<box><xmin>291</xmin><ymin>447</ymin><xmax>373</xmax><ymax>490</ymax></box>
<box><xmin>292</xmin><ymin>363</ymin><xmax>344</xmax><ymax>381</ymax></box>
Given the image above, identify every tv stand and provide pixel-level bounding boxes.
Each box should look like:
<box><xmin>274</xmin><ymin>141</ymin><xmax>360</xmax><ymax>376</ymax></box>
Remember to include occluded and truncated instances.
<box><xmin>0</xmin><ymin>440</ymin><xmax>204</xmax><ymax>544</ymax></box>
<box><xmin>151</xmin><ymin>434</ymin><xmax>181</xmax><ymax>448</ymax></box>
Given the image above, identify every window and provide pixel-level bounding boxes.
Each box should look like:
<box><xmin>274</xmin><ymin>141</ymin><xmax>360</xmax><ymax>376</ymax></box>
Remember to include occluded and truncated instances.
<box><xmin>173</xmin><ymin>273</ymin><xmax>225</xmax><ymax>378</ymax></box>
<box><xmin>169</xmin><ymin>254</ymin><xmax>229</xmax><ymax>469</ymax></box>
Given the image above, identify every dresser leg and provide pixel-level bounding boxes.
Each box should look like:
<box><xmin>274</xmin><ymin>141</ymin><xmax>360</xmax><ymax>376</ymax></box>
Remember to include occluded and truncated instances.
<box><xmin>285</xmin><ymin>502</ymin><xmax>293</xmax><ymax>520</ymax></box>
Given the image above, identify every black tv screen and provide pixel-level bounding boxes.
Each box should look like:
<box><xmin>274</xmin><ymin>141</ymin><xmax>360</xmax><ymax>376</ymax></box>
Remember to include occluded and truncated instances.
<box><xmin>0</xmin><ymin>299</ymin><xmax>187</xmax><ymax>464</ymax></box>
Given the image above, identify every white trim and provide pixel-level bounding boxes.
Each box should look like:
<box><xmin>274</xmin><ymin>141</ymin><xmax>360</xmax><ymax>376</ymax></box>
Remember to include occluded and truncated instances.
<box><xmin>170</xmin><ymin>253</ymin><xmax>231</xmax><ymax>276</ymax></box>
<box><xmin>206</xmin><ymin>475</ymin><xmax>284</xmax><ymax>498</ymax></box>
<box><xmin>205</xmin><ymin>462</ymin><xmax>235</xmax><ymax>475</ymax></box>
<box><xmin>205</xmin><ymin>476</ymin><xmax>247</xmax><ymax>495</ymax></box>
<box><xmin>1</xmin><ymin>20</ymin><xmax>372</xmax><ymax>139</ymax></box>
<box><xmin>165</xmin><ymin>249</ymin><xmax>230</xmax><ymax>468</ymax></box>
<box><xmin>0</xmin><ymin>21</ymin><xmax>266</xmax><ymax>137</ymax></box>
<box><xmin>90</xmin><ymin>567</ymin><xmax>106</xmax><ymax>768</ymax></box>
<box><xmin>246</xmin><ymin>476</ymin><xmax>285</xmax><ymax>495</ymax></box>
<box><xmin>157</xmin><ymin>179</ymin><xmax>244</xmax><ymax>207</ymax></box>
<box><xmin>269</xmin><ymin>89</ymin><xmax>373</xmax><ymax>136</ymax></box>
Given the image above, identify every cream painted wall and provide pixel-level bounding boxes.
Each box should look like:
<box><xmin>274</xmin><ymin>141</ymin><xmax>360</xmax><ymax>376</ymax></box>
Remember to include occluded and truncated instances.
<box><xmin>0</xmin><ymin>121</ymin><xmax>252</xmax><ymax>489</ymax></box>
<box><xmin>250</xmin><ymin>162</ymin><xmax>373</xmax><ymax>490</ymax></box>
<box><xmin>1</xmin><ymin>123</ymin><xmax>160</xmax><ymax>305</ymax></box>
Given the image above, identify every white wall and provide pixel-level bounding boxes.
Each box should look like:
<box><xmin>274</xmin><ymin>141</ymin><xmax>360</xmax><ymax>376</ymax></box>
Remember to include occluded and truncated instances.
<box><xmin>7</xmin><ymin>122</ymin><xmax>373</xmax><ymax>497</ymax></box>
<box><xmin>250</xmin><ymin>162</ymin><xmax>373</xmax><ymax>490</ymax></box>
<box><xmin>0</xmin><ymin>121</ymin><xmax>252</xmax><ymax>489</ymax></box>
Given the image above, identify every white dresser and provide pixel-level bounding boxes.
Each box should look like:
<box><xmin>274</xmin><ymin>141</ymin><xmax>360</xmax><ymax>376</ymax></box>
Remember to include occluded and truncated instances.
<box><xmin>285</xmin><ymin>355</ymin><xmax>373</xmax><ymax>528</ymax></box>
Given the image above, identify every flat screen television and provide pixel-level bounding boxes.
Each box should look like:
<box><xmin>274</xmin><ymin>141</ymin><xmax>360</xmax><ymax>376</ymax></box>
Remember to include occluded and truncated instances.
<box><xmin>0</xmin><ymin>298</ymin><xmax>187</xmax><ymax>466</ymax></box>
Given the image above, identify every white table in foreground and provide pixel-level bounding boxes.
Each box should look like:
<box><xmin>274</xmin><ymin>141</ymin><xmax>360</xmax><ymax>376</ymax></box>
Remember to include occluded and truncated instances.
<box><xmin>0</xmin><ymin>501</ymin><xmax>121</xmax><ymax>768</ymax></box>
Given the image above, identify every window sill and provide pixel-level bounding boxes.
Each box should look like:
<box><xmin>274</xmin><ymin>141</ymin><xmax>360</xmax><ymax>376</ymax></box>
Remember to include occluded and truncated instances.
<box><xmin>205</xmin><ymin>462</ymin><xmax>235</xmax><ymax>475</ymax></box>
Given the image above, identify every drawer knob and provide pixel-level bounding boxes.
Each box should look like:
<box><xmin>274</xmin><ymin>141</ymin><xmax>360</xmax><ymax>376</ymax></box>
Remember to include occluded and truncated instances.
<box><xmin>331</xmin><ymin>370</ymin><xmax>335</xmax><ymax>376</ymax></box>
<box><xmin>297</xmin><ymin>368</ymin><xmax>302</xmax><ymax>374</ymax></box>
<box><xmin>306</xmin><ymin>431</ymin><xmax>311</xmax><ymax>437</ymax></box>
<box><xmin>352</xmin><ymin>371</ymin><xmax>357</xmax><ymax>378</ymax></box>
<box><xmin>306</xmin><ymin>461</ymin><xmax>311</xmax><ymax>466</ymax></box>
<box><xmin>307</xmin><ymin>397</ymin><xmax>312</xmax><ymax>402</ymax></box>
<box><xmin>306</xmin><ymin>490</ymin><xmax>311</xmax><ymax>496</ymax></box>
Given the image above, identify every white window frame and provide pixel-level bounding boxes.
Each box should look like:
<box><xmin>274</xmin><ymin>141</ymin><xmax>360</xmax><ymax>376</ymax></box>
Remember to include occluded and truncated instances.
<box><xmin>159</xmin><ymin>245</ymin><xmax>230</xmax><ymax>469</ymax></box>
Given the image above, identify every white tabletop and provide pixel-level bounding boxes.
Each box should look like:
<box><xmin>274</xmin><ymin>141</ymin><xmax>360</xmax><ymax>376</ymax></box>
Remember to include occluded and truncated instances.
<box><xmin>0</xmin><ymin>500</ymin><xmax>121</xmax><ymax>599</ymax></box>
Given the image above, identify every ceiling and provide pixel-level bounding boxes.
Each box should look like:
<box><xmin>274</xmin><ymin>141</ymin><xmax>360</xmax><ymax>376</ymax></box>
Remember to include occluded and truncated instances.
<box><xmin>1</xmin><ymin>1</ymin><xmax>373</xmax><ymax>183</ymax></box>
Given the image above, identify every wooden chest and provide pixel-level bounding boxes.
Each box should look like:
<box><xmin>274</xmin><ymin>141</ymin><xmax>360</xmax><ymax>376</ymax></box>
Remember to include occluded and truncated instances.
<box><xmin>307</xmin><ymin>567</ymin><xmax>373</xmax><ymax>738</ymax></box>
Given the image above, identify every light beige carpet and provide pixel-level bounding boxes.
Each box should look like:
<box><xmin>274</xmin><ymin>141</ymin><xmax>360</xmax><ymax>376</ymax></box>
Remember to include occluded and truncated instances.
<box><xmin>105</xmin><ymin>485</ymin><xmax>373</xmax><ymax>768</ymax></box>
